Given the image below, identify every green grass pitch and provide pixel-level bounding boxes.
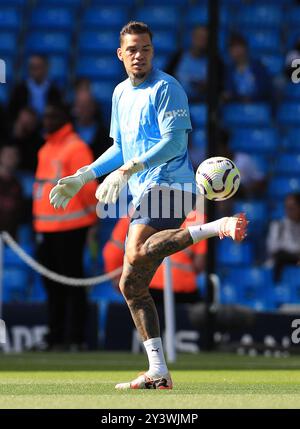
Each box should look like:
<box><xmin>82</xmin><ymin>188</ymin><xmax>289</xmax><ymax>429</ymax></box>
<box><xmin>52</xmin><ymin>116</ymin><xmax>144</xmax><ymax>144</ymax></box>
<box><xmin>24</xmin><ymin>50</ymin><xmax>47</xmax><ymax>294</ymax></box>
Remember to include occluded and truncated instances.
<box><xmin>0</xmin><ymin>352</ymin><xmax>300</xmax><ymax>409</ymax></box>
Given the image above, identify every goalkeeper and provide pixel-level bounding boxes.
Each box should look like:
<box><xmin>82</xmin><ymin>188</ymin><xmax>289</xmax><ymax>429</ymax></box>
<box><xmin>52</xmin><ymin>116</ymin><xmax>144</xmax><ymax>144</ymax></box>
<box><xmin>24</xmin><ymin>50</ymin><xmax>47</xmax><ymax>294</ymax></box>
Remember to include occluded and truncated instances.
<box><xmin>50</xmin><ymin>21</ymin><xmax>248</xmax><ymax>389</ymax></box>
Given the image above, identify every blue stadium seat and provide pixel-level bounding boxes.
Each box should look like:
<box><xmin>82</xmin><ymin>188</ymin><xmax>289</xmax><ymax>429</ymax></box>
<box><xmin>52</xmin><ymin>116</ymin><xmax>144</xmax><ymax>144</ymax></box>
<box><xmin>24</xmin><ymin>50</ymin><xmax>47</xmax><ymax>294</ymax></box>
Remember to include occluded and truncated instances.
<box><xmin>0</xmin><ymin>0</ymin><xmax>26</xmax><ymax>6</ymax></box>
<box><xmin>26</xmin><ymin>32</ymin><xmax>71</xmax><ymax>55</ymax></box>
<box><xmin>283</xmin><ymin>82</ymin><xmax>300</xmax><ymax>101</ymax></box>
<box><xmin>233</xmin><ymin>200</ymin><xmax>268</xmax><ymax>227</ymax></box>
<box><xmin>220</xmin><ymin>282</ymin><xmax>238</xmax><ymax>304</ymax></box>
<box><xmin>269</xmin><ymin>200</ymin><xmax>285</xmax><ymax>220</ymax></box>
<box><xmin>30</xmin><ymin>274</ymin><xmax>46</xmax><ymax>302</ymax></box>
<box><xmin>235</xmin><ymin>6</ymin><xmax>282</xmax><ymax>29</ymax></box>
<box><xmin>91</xmin><ymin>0</ymin><xmax>135</xmax><ymax>5</ymax></box>
<box><xmin>3</xmin><ymin>268</ymin><xmax>29</xmax><ymax>302</ymax></box>
<box><xmin>223</xmin><ymin>103</ymin><xmax>271</xmax><ymax>127</ymax></box>
<box><xmin>153</xmin><ymin>55</ymin><xmax>169</xmax><ymax>71</ymax></box>
<box><xmin>30</xmin><ymin>7</ymin><xmax>74</xmax><ymax>31</ymax></box>
<box><xmin>16</xmin><ymin>171</ymin><xmax>34</xmax><ymax>198</ymax></box>
<box><xmin>268</xmin><ymin>177</ymin><xmax>300</xmax><ymax>198</ymax></box>
<box><xmin>136</xmin><ymin>6</ymin><xmax>180</xmax><ymax>30</ymax></box>
<box><xmin>274</xmin><ymin>154</ymin><xmax>300</xmax><ymax>176</ymax></box>
<box><xmin>260</xmin><ymin>55</ymin><xmax>284</xmax><ymax>77</ymax></box>
<box><xmin>282</xmin><ymin>267</ymin><xmax>300</xmax><ymax>303</ymax></box>
<box><xmin>216</xmin><ymin>240</ymin><xmax>253</xmax><ymax>266</ymax></box>
<box><xmin>0</xmin><ymin>32</ymin><xmax>18</xmax><ymax>55</ymax></box>
<box><xmin>277</xmin><ymin>102</ymin><xmax>300</xmax><ymax>126</ymax></box>
<box><xmin>48</xmin><ymin>55</ymin><xmax>69</xmax><ymax>85</ymax></box>
<box><xmin>244</xmin><ymin>30</ymin><xmax>281</xmax><ymax>54</ymax></box>
<box><xmin>0</xmin><ymin>85</ymin><xmax>8</xmax><ymax>104</ymax></box>
<box><xmin>249</xmin><ymin>0</ymin><xmax>293</xmax><ymax>4</ymax></box>
<box><xmin>0</xmin><ymin>8</ymin><xmax>22</xmax><ymax>31</ymax></box>
<box><xmin>282</xmin><ymin>128</ymin><xmax>300</xmax><ymax>152</ymax></box>
<box><xmin>230</xmin><ymin>128</ymin><xmax>279</xmax><ymax>154</ymax></box>
<box><xmin>76</xmin><ymin>56</ymin><xmax>123</xmax><ymax>80</ymax></box>
<box><xmin>190</xmin><ymin>104</ymin><xmax>207</xmax><ymax>128</ymax></box>
<box><xmin>152</xmin><ymin>31</ymin><xmax>178</xmax><ymax>54</ymax></box>
<box><xmin>273</xmin><ymin>283</ymin><xmax>291</xmax><ymax>307</ymax></box>
<box><xmin>184</xmin><ymin>6</ymin><xmax>208</xmax><ymax>26</ymax></box>
<box><xmin>35</xmin><ymin>0</ymin><xmax>82</xmax><ymax>6</ymax></box>
<box><xmin>90</xmin><ymin>281</ymin><xmax>124</xmax><ymax>303</ymax></box>
<box><xmin>287</xmin><ymin>7</ymin><xmax>300</xmax><ymax>26</ymax></box>
<box><xmin>82</xmin><ymin>7</ymin><xmax>129</xmax><ymax>29</ymax></box>
<box><xmin>91</xmin><ymin>80</ymin><xmax>116</xmax><ymax>104</ymax></box>
<box><xmin>191</xmin><ymin>128</ymin><xmax>207</xmax><ymax>149</ymax></box>
<box><xmin>17</xmin><ymin>224</ymin><xmax>34</xmax><ymax>245</ymax></box>
<box><xmin>78</xmin><ymin>31</ymin><xmax>119</xmax><ymax>54</ymax></box>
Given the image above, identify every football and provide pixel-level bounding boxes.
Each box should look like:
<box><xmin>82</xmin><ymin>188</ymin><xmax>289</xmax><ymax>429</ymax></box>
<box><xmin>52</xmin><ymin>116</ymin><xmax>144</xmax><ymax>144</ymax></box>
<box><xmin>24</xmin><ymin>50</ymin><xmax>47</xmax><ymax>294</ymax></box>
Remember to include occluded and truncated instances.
<box><xmin>196</xmin><ymin>156</ymin><xmax>240</xmax><ymax>201</ymax></box>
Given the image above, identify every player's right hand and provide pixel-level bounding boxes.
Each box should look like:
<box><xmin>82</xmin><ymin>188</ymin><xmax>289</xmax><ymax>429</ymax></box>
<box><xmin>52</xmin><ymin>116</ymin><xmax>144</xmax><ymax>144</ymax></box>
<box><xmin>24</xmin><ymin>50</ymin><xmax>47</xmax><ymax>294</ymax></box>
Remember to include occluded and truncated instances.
<box><xmin>49</xmin><ymin>166</ymin><xmax>95</xmax><ymax>210</ymax></box>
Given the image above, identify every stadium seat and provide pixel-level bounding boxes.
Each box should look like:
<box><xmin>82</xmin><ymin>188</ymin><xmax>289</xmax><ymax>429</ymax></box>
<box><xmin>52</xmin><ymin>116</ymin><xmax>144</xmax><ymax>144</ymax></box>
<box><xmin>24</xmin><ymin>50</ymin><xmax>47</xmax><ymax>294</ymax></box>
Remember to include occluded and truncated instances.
<box><xmin>235</xmin><ymin>6</ymin><xmax>282</xmax><ymax>29</ymax></box>
<box><xmin>268</xmin><ymin>177</ymin><xmax>300</xmax><ymax>198</ymax></box>
<box><xmin>3</xmin><ymin>267</ymin><xmax>30</xmax><ymax>302</ymax></box>
<box><xmin>30</xmin><ymin>274</ymin><xmax>47</xmax><ymax>302</ymax></box>
<box><xmin>78</xmin><ymin>31</ymin><xmax>119</xmax><ymax>54</ymax></box>
<box><xmin>273</xmin><ymin>283</ymin><xmax>291</xmax><ymax>307</ymax></box>
<box><xmin>29</xmin><ymin>7</ymin><xmax>74</xmax><ymax>31</ymax></box>
<box><xmin>244</xmin><ymin>30</ymin><xmax>281</xmax><ymax>54</ymax></box>
<box><xmin>283</xmin><ymin>82</ymin><xmax>300</xmax><ymax>101</ymax></box>
<box><xmin>190</xmin><ymin>104</ymin><xmax>207</xmax><ymax>128</ymax></box>
<box><xmin>230</xmin><ymin>128</ymin><xmax>279</xmax><ymax>154</ymax></box>
<box><xmin>260</xmin><ymin>55</ymin><xmax>284</xmax><ymax>77</ymax></box>
<box><xmin>48</xmin><ymin>55</ymin><xmax>69</xmax><ymax>85</ymax></box>
<box><xmin>287</xmin><ymin>7</ymin><xmax>300</xmax><ymax>26</ymax></box>
<box><xmin>269</xmin><ymin>200</ymin><xmax>285</xmax><ymax>220</ymax></box>
<box><xmin>35</xmin><ymin>0</ymin><xmax>82</xmax><ymax>6</ymax></box>
<box><xmin>0</xmin><ymin>8</ymin><xmax>22</xmax><ymax>31</ymax></box>
<box><xmin>153</xmin><ymin>55</ymin><xmax>169</xmax><ymax>71</ymax></box>
<box><xmin>82</xmin><ymin>7</ymin><xmax>129</xmax><ymax>30</ymax></box>
<box><xmin>216</xmin><ymin>240</ymin><xmax>253</xmax><ymax>266</ymax></box>
<box><xmin>90</xmin><ymin>281</ymin><xmax>124</xmax><ymax>303</ymax></box>
<box><xmin>233</xmin><ymin>200</ymin><xmax>268</xmax><ymax>225</ymax></box>
<box><xmin>274</xmin><ymin>154</ymin><xmax>300</xmax><ymax>176</ymax></box>
<box><xmin>0</xmin><ymin>85</ymin><xmax>8</xmax><ymax>104</ymax></box>
<box><xmin>220</xmin><ymin>282</ymin><xmax>238</xmax><ymax>304</ymax></box>
<box><xmin>143</xmin><ymin>0</ymin><xmax>188</xmax><ymax>5</ymax></box>
<box><xmin>16</xmin><ymin>171</ymin><xmax>35</xmax><ymax>198</ymax></box>
<box><xmin>91</xmin><ymin>0</ymin><xmax>135</xmax><ymax>5</ymax></box>
<box><xmin>76</xmin><ymin>56</ymin><xmax>124</xmax><ymax>80</ymax></box>
<box><xmin>152</xmin><ymin>31</ymin><xmax>178</xmax><ymax>54</ymax></box>
<box><xmin>282</xmin><ymin>128</ymin><xmax>300</xmax><ymax>152</ymax></box>
<box><xmin>282</xmin><ymin>267</ymin><xmax>300</xmax><ymax>303</ymax></box>
<box><xmin>91</xmin><ymin>80</ymin><xmax>116</xmax><ymax>104</ymax></box>
<box><xmin>222</xmin><ymin>103</ymin><xmax>271</xmax><ymax>127</ymax></box>
<box><xmin>0</xmin><ymin>32</ymin><xmax>18</xmax><ymax>55</ymax></box>
<box><xmin>0</xmin><ymin>0</ymin><xmax>26</xmax><ymax>6</ymax></box>
<box><xmin>277</xmin><ymin>102</ymin><xmax>300</xmax><ymax>126</ymax></box>
<box><xmin>191</xmin><ymin>128</ymin><xmax>207</xmax><ymax>149</ymax></box>
<box><xmin>26</xmin><ymin>32</ymin><xmax>71</xmax><ymax>55</ymax></box>
<box><xmin>135</xmin><ymin>6</ymin><xmax>180</xmax><ymax>30</ymax></box>
<box><xmin>184</xmin><ymin>6</ymin><xmax>208</xmax><ymax>26</ymax></box>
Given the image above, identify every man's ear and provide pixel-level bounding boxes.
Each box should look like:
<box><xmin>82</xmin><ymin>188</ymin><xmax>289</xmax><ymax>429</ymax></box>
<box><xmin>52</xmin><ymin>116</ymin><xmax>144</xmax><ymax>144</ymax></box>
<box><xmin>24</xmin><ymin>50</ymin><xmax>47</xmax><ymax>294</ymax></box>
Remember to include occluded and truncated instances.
<box><xmin>117</xmin><ymin>48</ymin><xmax>123</xmax><ymax>62</ymax></box>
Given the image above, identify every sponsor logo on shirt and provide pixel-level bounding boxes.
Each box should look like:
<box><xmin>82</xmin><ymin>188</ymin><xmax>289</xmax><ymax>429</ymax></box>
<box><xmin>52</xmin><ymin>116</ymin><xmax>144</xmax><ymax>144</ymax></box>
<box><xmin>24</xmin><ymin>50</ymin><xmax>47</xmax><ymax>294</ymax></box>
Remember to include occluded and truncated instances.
<box><xmin>164</xmin><ymin>109</ymin><xmax>188</xmax><ymax>119</ymax></box>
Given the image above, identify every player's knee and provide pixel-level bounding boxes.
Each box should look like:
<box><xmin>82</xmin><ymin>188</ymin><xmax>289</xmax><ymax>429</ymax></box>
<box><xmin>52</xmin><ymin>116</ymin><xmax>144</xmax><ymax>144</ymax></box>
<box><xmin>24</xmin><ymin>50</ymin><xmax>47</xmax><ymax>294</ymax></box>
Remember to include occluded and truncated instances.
<box><xmin>125</xmin><ymin>247</ymin><xmax>148</xmax><ymax>266</ymax></box>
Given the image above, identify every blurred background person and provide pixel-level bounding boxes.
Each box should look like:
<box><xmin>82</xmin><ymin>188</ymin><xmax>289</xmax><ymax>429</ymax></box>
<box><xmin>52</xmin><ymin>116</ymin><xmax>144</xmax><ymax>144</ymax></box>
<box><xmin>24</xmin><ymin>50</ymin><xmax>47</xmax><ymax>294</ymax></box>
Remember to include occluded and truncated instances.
<box><xmin>8</xmin><ymin>54</ymin><xmax>63</xmax><ymax>121</ymax></box>
<box><xmin>0</xmin><ymin>145</ymin><xmax>23</xmax><ymax>239</ymax></box>
<box><xmin>166</xmin><ymin>25</ymin><xmax>223</xmax><ymax>103</ymax></box>
<box><xmin>33</xmin><ymin>102</ymin><xmax>98</xmax><ymax>351</ymax></box>
<box><xmin>266</xmin><ymin>193</ymin><xmax>300</xmax><ymax>282</ymax></box>
<box><xmin>72</xmin><ymin>89</ymin><xmax>111</xmax><ymax>159</ymax></box>
<box><xmin>223</xmin><ymin>34</ymin><xmax>272</xmax><ymax>103</ymax></box>
<box><xmin>10</xmin><ymin>107</ymin><xmax>43</xmax><ymax>174</ymax></box>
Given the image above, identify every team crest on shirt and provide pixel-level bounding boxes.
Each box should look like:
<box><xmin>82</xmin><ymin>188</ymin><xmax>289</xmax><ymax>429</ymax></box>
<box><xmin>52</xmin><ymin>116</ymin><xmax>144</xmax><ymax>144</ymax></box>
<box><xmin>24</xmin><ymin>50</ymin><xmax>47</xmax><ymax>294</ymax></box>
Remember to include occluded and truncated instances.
<box><xmin>164</xmin><ymin>109</ymin><xmax>188</xmax><ymax>119</ymax></box>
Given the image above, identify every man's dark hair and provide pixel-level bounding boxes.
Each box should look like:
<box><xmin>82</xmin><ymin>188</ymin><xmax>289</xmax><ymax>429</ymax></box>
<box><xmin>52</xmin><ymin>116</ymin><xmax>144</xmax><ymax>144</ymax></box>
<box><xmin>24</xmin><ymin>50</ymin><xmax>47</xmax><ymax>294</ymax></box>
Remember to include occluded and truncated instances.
<box><xmin>120</xmin><ymin>21</ymin><xmax>153</xmax><ymax>45</ymax></box>
<box><xmin>228</xmin><ymin>33</ymin><xmax>247</xmax><ymax>49</ymax></box>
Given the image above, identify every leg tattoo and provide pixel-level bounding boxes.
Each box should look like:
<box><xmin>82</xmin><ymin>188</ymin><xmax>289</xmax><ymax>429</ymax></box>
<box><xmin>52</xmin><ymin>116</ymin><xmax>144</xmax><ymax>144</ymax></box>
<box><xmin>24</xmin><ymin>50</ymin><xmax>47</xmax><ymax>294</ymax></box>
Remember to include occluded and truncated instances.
<box><xmin>120</xmin><ymin>258</ymin><xmax>163</xmax><ymax>341</ymax></box>
<box><xmin>143</xmin><ymin>228</ymin><xmax>193</xmax><ymax>261</ymax></box>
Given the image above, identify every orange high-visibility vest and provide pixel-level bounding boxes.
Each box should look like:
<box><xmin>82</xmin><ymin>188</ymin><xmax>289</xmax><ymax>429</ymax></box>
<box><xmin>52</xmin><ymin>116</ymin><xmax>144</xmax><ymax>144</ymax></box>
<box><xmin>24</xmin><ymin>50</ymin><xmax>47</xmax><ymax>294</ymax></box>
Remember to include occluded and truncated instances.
<box><xmin>103</xmin><ymin>213</ymin><xmax>207</xmax><ymax>293</ymax></box>
<box><xmin>33</xmin><ymin>123</ymin><xmax>98</xmax><ymax>232</ymax></box>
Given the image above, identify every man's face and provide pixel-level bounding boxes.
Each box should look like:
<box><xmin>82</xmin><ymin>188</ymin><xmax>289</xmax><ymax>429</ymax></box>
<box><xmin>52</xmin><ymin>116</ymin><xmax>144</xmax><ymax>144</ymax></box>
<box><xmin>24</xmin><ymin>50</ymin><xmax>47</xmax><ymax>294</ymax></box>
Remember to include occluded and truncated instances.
<box><xmin>285</xmin><ymin>196</ymin><xmax>300</xmax><ymax>222</ymax></box>
<box><xmin>229</xmin><ymin>43</ymin><xmax>248</xmax><ymax>64</ymax></box>
<box><xmin>29</xmin><ymin>56</ymin><xmax>48</xmax><ymax>83</ymax></box>
<box><xmin>43</xmin><ymin>106</ymin><xmax>65</xmax><ymax>134</ymax></box>
<box><xmin>117</xmin><ymin>33</ymin><xmax>154</xmax><ymax>80</ymax></box>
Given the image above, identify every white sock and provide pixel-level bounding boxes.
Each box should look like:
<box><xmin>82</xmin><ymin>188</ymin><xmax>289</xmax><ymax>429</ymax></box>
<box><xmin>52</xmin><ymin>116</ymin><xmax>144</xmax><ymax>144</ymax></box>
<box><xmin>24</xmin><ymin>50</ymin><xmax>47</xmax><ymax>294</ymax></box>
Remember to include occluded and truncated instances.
<box><xmin>188</xmin><ymin>218</ymin><xmax>224</xmax><ymax>244</ymax></box>
<box><xmin>143</xmin><ymin>337</ymin><xmax>168</xmax><ymax>377</ymax></box>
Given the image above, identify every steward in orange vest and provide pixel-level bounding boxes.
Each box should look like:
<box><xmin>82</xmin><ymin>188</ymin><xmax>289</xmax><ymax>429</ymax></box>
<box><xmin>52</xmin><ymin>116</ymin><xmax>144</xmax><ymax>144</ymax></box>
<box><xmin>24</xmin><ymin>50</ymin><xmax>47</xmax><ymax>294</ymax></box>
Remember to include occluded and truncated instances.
<box><xmin>103</xmin><ymin>212</ymin><xmax>206</xmax><ymax>302</ymax></box>
<box><xmin>33</xmin><ymin>122</ymin><xmax>98</xmax><ymax>232</ymax></box>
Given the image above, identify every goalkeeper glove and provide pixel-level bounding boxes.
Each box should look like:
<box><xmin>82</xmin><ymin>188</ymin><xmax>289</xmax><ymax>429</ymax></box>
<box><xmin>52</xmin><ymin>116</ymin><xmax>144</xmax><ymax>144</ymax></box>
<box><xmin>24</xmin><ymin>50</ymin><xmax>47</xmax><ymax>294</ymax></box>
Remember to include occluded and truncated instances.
<box><xmin>49</xmin><ymin>166</ymin><xmax>96</xmax><ymax>210</ymax></box>
<box><xmin>96</xmin><ymin>159</ymin><xmax>144</xmax><ymax>204</ymax></box>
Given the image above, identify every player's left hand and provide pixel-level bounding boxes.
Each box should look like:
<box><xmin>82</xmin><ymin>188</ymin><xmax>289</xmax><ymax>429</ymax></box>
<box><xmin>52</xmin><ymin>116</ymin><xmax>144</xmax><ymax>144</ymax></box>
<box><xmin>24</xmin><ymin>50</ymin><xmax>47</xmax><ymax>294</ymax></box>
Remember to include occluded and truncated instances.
<box><xmin>95</xmin><ymin>159</ymin><xmax>144</xmax><ymax>204</ymax></box>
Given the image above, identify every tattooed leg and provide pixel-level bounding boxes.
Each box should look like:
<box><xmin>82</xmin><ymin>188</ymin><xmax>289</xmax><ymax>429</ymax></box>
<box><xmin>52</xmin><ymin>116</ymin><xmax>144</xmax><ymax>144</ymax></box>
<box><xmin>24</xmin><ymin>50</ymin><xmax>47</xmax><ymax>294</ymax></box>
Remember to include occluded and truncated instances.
<box><xmin>119</xmin><ymin>255</ymin><xmax>163</xmax><ymax>341</ymax></box>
